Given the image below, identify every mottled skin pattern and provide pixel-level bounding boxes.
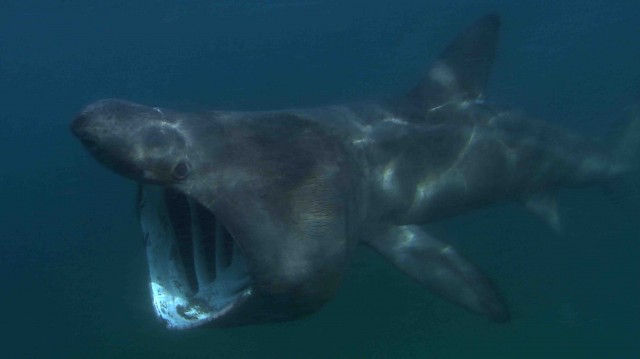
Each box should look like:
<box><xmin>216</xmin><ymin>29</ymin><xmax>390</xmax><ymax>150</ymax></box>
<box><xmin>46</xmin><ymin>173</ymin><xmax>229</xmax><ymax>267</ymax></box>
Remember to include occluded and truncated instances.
<box><xmin>71</xmin><ymin>14</ymin><xmax>632</xmax><ymax>328</ymax></box>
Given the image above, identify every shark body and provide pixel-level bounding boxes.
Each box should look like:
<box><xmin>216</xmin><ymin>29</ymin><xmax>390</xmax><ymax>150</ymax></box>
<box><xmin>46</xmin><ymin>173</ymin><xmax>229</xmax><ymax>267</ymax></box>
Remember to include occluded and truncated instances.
<box><xmin>71</xmin><ymin>14</ymin><xmax>636</xmax><ymax>329</ymax></box>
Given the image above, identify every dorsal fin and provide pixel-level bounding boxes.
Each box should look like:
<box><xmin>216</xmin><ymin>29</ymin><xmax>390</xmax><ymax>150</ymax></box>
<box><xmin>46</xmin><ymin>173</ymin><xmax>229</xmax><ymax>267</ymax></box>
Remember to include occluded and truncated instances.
<box><xmin>407</xmin><ymin>13</ymin><xmax>500</xmax><ymax>112</ymax></box>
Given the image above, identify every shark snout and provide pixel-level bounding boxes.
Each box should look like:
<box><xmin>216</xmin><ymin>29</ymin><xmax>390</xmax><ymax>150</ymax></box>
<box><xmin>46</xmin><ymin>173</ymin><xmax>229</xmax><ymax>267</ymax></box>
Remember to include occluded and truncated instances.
<box><xmin>70</xmin><ymin>112</ymin><xmax>103</xmax><ymax>152</ymax></box>
<box><xmin>71</xmin><ymin>106</ymin><xmax>138</xmax><ymax>178</ymax></box>
<box><xmin>70</xmin><ymin>113</ymin><xmax>89</xmax><ymax>139</ymax></box>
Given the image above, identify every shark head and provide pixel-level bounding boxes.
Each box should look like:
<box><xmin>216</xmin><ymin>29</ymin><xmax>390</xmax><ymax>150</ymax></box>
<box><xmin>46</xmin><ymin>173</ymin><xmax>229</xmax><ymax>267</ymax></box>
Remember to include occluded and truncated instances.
<box><xmin>72</xmin><ymin>99</ymin><xmax>356</xmax><ymax>328</ymax></box>
<box><xmin>71</xmin><ymin>99</ymin><xmax>192</xmax><ymax>185</ymax></box>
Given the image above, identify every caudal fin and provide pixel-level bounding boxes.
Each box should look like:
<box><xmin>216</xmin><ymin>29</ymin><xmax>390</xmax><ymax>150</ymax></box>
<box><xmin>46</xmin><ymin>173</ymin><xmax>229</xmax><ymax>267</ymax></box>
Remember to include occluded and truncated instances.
<box><xmin>613</xmin><ymin>104</ymin><xmax>640</xmax><ymax>169</ymax></box>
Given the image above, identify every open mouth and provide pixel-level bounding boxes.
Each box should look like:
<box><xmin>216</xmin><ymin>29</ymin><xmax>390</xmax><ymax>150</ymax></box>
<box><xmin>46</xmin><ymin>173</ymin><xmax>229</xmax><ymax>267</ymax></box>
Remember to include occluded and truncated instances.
<box><xmin>137</xmin><ymin>185</ymin><xmax>252</xmax><ymax>329</ymax></box>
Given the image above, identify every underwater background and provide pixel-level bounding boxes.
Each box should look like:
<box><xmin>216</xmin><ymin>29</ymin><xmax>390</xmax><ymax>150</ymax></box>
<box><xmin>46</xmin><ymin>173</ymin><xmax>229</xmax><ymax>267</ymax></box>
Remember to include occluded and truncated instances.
<box><xmin>1</xmin><ymin>0</ymin><xmax>639</xmax><ymax>357</ymax></box>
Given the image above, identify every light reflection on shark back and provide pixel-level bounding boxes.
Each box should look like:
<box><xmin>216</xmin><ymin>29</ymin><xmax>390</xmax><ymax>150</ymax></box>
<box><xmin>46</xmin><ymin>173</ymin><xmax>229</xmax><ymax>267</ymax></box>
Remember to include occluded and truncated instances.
<box><xmin>71</xmin><ymin>13</ymin><xmax>638</xmax><ymax>328</ymax></box>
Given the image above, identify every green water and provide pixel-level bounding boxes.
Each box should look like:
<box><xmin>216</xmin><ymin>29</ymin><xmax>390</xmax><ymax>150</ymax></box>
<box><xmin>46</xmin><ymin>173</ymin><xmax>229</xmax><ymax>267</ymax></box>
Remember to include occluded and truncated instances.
<box><xmin>1</xmin><ymin>1</ymin><xmax>638</xmax><ymax>357</ymax></box>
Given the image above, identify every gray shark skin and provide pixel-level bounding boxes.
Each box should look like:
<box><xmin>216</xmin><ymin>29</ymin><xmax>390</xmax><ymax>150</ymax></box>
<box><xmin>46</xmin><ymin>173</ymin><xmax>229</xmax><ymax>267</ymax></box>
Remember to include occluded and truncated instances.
<box><xmin>71</xmin><ymin>14</ymin><xmax>637</xmax><ymax>329</ymax></box>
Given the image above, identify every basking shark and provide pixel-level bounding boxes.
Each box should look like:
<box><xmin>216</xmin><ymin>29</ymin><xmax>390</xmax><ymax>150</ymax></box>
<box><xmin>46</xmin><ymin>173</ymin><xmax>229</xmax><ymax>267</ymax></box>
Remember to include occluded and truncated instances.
<box><xmin>71</xmin><ymin>14</ymin><xmax>638</xmax><ymax>329</ymax></box>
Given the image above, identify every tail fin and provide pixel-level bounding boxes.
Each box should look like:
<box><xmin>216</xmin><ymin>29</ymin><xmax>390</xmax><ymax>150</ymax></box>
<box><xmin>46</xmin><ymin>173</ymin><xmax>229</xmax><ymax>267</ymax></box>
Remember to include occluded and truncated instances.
<box><xmin>613</xmin><ymin>104</ymin><xmax>640</xmax><ymax>169</ymax></box>
<box><xmin>602</xmin><ymin>105</ymin><xmax>640</xmax><ymax>207</ymax></box>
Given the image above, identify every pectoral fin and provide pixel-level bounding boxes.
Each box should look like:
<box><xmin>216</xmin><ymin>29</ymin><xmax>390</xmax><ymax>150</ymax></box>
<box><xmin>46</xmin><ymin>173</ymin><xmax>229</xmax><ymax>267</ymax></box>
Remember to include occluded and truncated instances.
<box><xmin>366</xmin><ymin>225</ymin><xmax>510</xmax><ymax>322</ymax></box>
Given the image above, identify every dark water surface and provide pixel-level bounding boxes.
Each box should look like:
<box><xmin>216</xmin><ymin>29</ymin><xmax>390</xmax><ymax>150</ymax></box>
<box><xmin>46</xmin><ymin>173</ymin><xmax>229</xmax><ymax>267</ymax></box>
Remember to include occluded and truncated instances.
<box><xmin>1</xmin><ymin>1</ymin><xmax>639</xmax><ymax>357</ymax></box>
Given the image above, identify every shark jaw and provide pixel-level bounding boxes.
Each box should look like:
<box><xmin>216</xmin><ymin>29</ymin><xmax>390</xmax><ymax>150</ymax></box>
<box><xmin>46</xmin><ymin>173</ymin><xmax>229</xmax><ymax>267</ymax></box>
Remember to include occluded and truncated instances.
<box><xmin>138</xmin><ymin>185</ymin><xmax>252</xmax><ymax>329</ymax></box>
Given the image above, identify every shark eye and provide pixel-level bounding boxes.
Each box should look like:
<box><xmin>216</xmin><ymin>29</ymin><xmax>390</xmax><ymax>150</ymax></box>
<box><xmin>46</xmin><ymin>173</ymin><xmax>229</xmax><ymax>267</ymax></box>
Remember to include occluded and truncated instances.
<box><xmin>172</xmin><ymin>161</ymin><xmax>191</xmax><ymax>180</ymax></box>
